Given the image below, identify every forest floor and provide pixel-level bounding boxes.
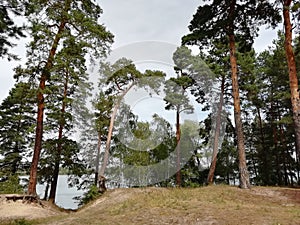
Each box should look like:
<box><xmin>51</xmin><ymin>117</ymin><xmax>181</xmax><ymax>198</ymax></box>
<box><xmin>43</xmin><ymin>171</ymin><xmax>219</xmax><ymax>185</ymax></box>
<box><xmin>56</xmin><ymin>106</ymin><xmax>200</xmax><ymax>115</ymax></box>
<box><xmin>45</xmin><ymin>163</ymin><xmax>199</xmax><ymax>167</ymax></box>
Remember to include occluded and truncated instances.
<box><xmin>0</xmin><ymin>185</ymin><xmax>300</xmax><ymax>225</ymax></box>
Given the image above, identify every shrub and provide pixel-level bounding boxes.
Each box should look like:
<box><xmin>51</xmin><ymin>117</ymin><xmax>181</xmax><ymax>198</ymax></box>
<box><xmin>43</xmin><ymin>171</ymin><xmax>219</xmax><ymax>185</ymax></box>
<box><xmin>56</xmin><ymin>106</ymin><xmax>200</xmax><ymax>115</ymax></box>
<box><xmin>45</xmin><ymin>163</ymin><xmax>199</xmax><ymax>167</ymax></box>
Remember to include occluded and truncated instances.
<box><xmin>0</xmin><ymin>175</ymin><xmax>23</xmax><ymax>194</ymax></box>
<box><xmin>79</xmin><ymin>185</ymin><xmax>101</xmax><ymax>206</ymax></box>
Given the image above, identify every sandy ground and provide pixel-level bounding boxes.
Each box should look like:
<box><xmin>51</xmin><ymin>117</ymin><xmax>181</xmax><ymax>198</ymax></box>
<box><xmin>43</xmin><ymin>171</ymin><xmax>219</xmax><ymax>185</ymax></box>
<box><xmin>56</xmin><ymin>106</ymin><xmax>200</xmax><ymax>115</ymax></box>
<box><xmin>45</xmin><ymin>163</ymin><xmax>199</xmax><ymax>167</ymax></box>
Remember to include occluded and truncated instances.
<box><xmin>0</xmin><ymin>195</ymin><xmax>64</xmax><ymax>221</ymax></box>
<box><xmin>0</xmin><ymin>186</ymin><xmax>299</xmax><ymax>225</ymax></box>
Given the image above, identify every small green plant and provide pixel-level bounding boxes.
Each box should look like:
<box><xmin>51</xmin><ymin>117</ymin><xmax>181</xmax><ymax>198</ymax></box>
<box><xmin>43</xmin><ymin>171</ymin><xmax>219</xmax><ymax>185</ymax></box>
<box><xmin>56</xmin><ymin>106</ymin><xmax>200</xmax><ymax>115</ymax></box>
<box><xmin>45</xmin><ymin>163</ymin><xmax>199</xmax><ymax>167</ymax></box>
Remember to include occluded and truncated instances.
<box><xmin>0</xmin><ymin>175</ymin><xmax>23</xmax><ymax>194</ymax></box>
<box><xmin>13</xmin><ymin>218</ymin><xmax>32</xmax><ymax>225</ymax></box>
<box><xmin>79</xmin><ymin>185</ymin><xmax>101</xmax><ymax>206</ymax></box>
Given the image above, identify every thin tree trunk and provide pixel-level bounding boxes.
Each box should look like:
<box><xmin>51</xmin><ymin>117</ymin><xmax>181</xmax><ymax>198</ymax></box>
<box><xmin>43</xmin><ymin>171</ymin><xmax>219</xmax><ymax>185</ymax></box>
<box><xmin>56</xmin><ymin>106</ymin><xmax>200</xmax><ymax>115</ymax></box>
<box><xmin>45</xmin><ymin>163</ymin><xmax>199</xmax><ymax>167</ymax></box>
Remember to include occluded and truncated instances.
<box><xmin>283</xmin><ymin>0</ymin><xmax>300</xmax><ymax>164</ymax></box>
<box><xmin>281</xmin><ymin>130</ymin><xmax>289</xmax><ymax>186</ymax></box>
<box><xmin>95</xmin><ymin>132</ymin><xmax>101</xmax><ymax>185</ymax></box>
<box><xmin>270</xmin><ymin>101</ymin><xmax>282</xmax><ymax>185</ymax></box>
<box><xmin>48</xmin><ymin>69</ymin><xmax>69</xmax><ymax>203</ymax></box>
<box><xmin>175</xmin><ymin>106</ymin><xmax>181</xmax><ymax>187</ymax></box>
<box><xmin>249</xmin><ymin>142</ymin><xmax>258</xmax><ymax>180</ymax></box>
<box><xmin>43</xmin><ymin>182</ymin><xmax>50</xmax><ymax>200</ymax></box>
<box><xmin>257</xmin><ymin>106</ymin><xmax>269</xmax><ymax>184</ymax></box>
<box><xmin>27</xmin><ymin>19</ymin><xmax>67</xmax><ymax>195</ymax></box>
<box><xmin>278</xmin><ymin>117</ymin><xmax>289</xmax><ymax>186</ymax></box>
<box><xmin>207</xmin><ymin>75</ymin><xmax>225</xmax><ymax>185</ymax></box>
<box><xmin>296</xmin><ymin>150</ymin><xmax>300</xmax><ymax>183</ymax></box>
<box><xmin>12</xmin><ymin>118</ymin><xmax>21</xmax><ymax>174</ymax></box>
<box><xmin>99</xmin><ymin>83</ymin><xmax>134</xmax><ymax>177</ymax></box>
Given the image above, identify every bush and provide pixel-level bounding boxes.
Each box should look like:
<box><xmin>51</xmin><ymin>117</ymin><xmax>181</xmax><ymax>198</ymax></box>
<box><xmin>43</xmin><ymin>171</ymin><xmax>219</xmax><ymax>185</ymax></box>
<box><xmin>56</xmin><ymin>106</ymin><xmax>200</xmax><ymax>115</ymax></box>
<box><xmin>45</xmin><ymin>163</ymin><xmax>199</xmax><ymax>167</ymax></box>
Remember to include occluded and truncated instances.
<box><xmin>79</xmin><ymin>185</ymin><xmax>101</xmax><ymax>206</ymax></box>
<box><xmin>13</xmin><ymin>219</ymin><xmax>32</xmax><ymax>225</ymax></box>
<box><xmin>0</xmin><ymin>175</ymin><xmax>23</xmax><ymax>194</ymax></box>
<box><xmin>0</xmin><ymin>219</ymin><xmax>33</xmax><ymax>225</ymax></box>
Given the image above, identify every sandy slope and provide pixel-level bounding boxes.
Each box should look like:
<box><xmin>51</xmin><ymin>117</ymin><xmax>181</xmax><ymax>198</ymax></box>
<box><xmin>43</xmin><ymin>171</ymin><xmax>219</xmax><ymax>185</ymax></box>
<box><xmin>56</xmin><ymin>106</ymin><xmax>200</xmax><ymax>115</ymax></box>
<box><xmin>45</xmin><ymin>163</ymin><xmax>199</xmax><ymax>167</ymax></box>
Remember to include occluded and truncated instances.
<box><xmin>0</xmin><ymin>186</ymin><xmax>300</xmax><ymax>225</ymax></box>
<box><xmin>0</xmin><ymin>195</ymin><xmax>64</xmax><ymax>221</ymax></box>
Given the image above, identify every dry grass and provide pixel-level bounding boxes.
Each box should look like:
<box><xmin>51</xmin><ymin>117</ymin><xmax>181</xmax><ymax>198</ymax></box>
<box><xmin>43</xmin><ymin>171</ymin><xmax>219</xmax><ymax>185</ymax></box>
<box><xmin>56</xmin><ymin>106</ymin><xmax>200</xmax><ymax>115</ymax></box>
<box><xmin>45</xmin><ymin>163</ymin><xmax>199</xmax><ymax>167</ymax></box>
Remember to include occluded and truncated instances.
<box><xmin>1</xmin><ymin>185</ymin><xmax>300</xmax><ymax>225</ymax></box>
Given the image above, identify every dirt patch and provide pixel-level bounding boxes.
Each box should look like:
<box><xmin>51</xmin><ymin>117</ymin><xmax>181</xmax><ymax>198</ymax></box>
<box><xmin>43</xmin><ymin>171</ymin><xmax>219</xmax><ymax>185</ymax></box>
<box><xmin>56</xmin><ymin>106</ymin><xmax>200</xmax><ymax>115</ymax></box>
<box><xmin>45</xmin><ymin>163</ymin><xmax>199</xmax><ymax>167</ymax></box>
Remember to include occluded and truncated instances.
<box><xmin>0</xmin><ymin>195</ymin><xmax>65</xmax><ymax>222</ymax></box>
<box><xmin>251</xmin><ymin>186</ymin><xmax>300</xmax><ymax>205</ymax></box>
<box><xmin>278</xmin><ymin>188</ymin><xmax>300</xmax><ymax>204</ymax></box>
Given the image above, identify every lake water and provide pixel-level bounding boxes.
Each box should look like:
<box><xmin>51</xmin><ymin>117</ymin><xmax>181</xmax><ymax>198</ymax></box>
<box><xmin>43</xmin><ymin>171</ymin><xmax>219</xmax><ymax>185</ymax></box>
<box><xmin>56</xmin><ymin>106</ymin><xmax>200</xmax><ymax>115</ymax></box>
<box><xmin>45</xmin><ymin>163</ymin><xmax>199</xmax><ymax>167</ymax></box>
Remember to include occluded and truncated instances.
<box><xmin>21</xmin><ymin>175</ymin><xmax>85</xmax><ymax>209</ymax></box>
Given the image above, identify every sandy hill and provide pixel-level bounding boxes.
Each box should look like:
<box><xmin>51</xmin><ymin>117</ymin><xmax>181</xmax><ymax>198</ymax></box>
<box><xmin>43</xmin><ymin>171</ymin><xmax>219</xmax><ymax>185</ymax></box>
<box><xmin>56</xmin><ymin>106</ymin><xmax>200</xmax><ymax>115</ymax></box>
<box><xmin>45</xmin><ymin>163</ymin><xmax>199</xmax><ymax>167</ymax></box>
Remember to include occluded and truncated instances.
<box><xmin>0</xmin><ymin>185</ymin><xmax>300</xmax><ymax>225</ymax></box>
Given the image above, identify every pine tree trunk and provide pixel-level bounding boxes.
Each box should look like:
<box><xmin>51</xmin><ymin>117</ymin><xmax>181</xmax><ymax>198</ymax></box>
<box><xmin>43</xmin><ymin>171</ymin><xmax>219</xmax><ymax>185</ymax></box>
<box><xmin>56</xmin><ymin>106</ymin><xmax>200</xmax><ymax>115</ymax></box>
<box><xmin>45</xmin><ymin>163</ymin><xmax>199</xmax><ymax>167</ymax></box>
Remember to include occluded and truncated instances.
<box><xmin>99</xmin><ymin>83</ymin><xmax>134</xmax><ymax>177</ymax></box>
<box><xmin>207</xmin><ymin>75</ymin><xmax>225</xmax><ymax>185</ymax></box>
<box><xmin>270</xmin><ymin>101</ymin><xmax>282</xmax><ymax>185</ymax></box>
<box><xmin>43</xmin><ymin>182</ymin><xmax>50</xmax><ymax>200</ymax></box>
<box><xmin>279</xmin><ymin>121</ymin><xmax>289</xmax><ymax>186</ymax></box>
<box><xmin>27</xmin><ymin>19</ymin><xmax>67</xmax><ymax>195</ymax></box>
<box><xmin>175</xmin><ymin>106</ymin><xmax>181</xmax><ymax>187</ymax></box>
<box><xmin>283</xmin><ymin>0</ymin><xmax>300</xmax><ymax>164</ymax></box>
<box><xmin>95</xmin><ymin>132</ymin><xmax>101</xmax><ymax>185</ymax></box>
<box><xmin>257</xmin><ymin>107</ymin><xmax>269</xmax><ymax>184</ymax></box>
<box><xmin>228</xmin><ymin>33</ymin><xmax>250</xmax><ymax>189</ymax></box>
<box><xmin>227</xmin><ymin>0</ymin><xmax>250</xmax><ymax>189</ymax></box>
<box><xmin>48</xmin><ymin>70</ymin><xmax>69</xmax><ymax>203</ymax></box>
<box><xmin>28</xmin><ymin>76</ymin><xmax>46</xmax><ymax>195</ymax></box>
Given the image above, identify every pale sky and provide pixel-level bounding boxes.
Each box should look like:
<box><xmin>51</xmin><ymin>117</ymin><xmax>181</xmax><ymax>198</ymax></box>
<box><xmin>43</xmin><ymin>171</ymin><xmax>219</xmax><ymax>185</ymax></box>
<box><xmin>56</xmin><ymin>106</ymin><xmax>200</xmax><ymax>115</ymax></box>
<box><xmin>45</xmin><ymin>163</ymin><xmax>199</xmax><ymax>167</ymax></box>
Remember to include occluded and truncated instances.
<box><xmin>0</xmin><ymin>0</ymin><xmax>279</xmax><ymax>103</ymax></box>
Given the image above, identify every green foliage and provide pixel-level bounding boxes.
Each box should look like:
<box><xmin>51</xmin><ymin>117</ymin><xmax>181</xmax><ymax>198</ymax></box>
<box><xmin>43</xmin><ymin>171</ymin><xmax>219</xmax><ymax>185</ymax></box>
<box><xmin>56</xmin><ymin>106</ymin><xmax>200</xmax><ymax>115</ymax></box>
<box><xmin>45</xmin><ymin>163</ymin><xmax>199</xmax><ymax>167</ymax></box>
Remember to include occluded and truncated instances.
<box><xmin>0</xmin><ymin>174</ymin><xmax>23</xmax><ymax>194</ymax></box>
<box><xmin>0</xmin><ymin>82</ymin><xmax>36</xmax><ymax>176</ymax></box>
<box><xmin>182</xmin><ymin>0</ymin><xmax>281</xmax><ymax>51</ymax></box>
<box><xmin>11</xmin><ymin>0</ymin><xmax>114</xmax><ymax>198</ymax></box>
<box><xmin>100</xmin><ymin>58</ymin><xmax>165</xmax><ymax>96</ymax></box>
<box><xmin>12</xmin><ymin>218</ymin><xmax>32</xmax><ymax>225</ymax></box>
<box><xmin>164</xmin><ymin>78</ymin><xmax>194</xmax><ymax>113</ymax></box>
<box><xmin>0</xmin><ymin>0</ymin><xmax>26</xmax><ymax>60</ymax></box>
<box><xmin>164</xmin><ymin>48</ymin><xmax>197</xmax><ymax>113</ymax></box>
<box><xmin>108</xmin><ymin>113</ymin><xmax>178</xmax><ymax>187</ymax></box>
<box><xmin>79</xmin><ymin>185</ymin><xmax>100</xmax><ymax>206</ymax></box>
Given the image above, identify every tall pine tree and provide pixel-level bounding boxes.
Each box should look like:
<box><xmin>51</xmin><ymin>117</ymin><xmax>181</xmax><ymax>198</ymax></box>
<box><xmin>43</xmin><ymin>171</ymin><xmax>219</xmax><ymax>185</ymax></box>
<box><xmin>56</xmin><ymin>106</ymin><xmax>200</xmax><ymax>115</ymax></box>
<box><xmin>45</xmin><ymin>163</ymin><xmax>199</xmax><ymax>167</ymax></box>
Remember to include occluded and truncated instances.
<box><xmin>15</xmin><ymin>0</ymin><xmax>113</xmax><ymax>195</ymax></box>
<box><xmin>182</xmin><ymin>0</ymin><xmax>280</xmax><ymax>188</ymax></box>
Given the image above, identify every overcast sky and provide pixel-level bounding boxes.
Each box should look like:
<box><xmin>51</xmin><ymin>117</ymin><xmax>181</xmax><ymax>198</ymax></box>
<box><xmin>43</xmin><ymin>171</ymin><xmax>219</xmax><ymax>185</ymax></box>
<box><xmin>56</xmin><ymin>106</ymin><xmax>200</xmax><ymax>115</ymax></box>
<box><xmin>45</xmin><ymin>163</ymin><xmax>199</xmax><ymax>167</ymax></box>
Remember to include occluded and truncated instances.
<box><xmin>0</xmin><ymin>0</ymin><xmax>279</xmax><ymax>103</ymax></box>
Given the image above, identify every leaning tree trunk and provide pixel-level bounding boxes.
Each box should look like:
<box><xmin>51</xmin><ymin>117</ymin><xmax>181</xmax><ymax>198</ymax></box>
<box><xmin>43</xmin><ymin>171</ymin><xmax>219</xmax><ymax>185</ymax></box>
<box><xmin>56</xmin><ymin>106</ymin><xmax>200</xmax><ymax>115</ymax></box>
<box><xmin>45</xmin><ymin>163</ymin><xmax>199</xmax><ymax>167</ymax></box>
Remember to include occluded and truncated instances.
<box><xmin>207</xmin><ymin>75</ymin><xmax>225</xmax><ymax>185</ymax></box>
<box><xmin>27</xmin><ymin>20</ymin><xmax>67</xmax><ymax>195</ymax></box>
<box><xmin>283</xmin><ymin>0</ymin><xmax>300</xmax><ymax>164</ymax></box>
<box><xmin>99</xmin><ymin>83</ymin><xmax>134</xmax><ymax>177</ymax></box>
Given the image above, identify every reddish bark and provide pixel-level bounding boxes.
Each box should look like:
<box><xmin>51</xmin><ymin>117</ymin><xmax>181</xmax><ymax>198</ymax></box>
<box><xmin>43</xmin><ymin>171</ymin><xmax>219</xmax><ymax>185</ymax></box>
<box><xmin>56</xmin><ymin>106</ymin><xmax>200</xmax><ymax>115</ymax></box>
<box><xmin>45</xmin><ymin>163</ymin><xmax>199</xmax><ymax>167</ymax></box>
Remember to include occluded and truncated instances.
<box><xmin>228</xmin><ymin>0</ymin><xmax>250</xmax><ymax>189</ymax></box>
<box><xmin>229</xmin><ymin>33</ymin><xmax>250</xmax><ymax>189</ymax></box>
<box><xmin>283</xmin><ymin>0</ymin><xmax>300</xmax><ymax>163</ymax></box>
<box><xmin>27</xmin><ymin>76</ymin><xmax>46</xmax><ymax>195</ymax></box>
<box><xmin>27</xmin><ymin>19</ymin><xmax>67</xmax><ymax>195</ymax></box>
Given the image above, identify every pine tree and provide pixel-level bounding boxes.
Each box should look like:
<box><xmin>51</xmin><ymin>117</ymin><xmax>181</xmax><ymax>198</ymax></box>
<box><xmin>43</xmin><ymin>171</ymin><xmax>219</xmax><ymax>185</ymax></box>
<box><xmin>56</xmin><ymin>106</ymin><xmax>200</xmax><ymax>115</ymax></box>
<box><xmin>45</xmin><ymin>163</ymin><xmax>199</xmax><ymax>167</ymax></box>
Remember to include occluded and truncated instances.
<box><xmin>0</xmin><ymin>82</ymin><xmax>35</xmax><ymax>187</ymax></box>
<box><xmin>92</xmin><ymin>91</ymin><xmax>113</xmax><ymax>185</ymax></box>
<box><xmin>164</xmin><ymin>57</ymin><xmax>194</xmax><ymax>186</ymax></box>
<box><xmin>202</xmin><ymin>38</ymin><xmax>231</xmax><ymax>185</ymax></box>
<box><xmin>98</xmin><ymin>58</ymin><xmax>165</xmax><ymax>177</ymax></box>
<box><xmin>254</xmin><ymin>33</ymin><xmax>297</xmax><ymax>185</ymax></box>
<box><xmin>45</xmin><ymin>36</ymin><xmax>93</xmax><ymax>203</ymax></box>
<box><xmin>15</xmin><ymin>0</ymin><xmax>113</xmax><ymax>195</ymax></box>
<box><xmin>182</xmin><ymin>0</ymin><xmax>281</xmax><ymax>188</ymax></box>
<box><xmin>280</xmin><ymin>0</ymin><xmax>300</xmax><ymax>164</ymax></box>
